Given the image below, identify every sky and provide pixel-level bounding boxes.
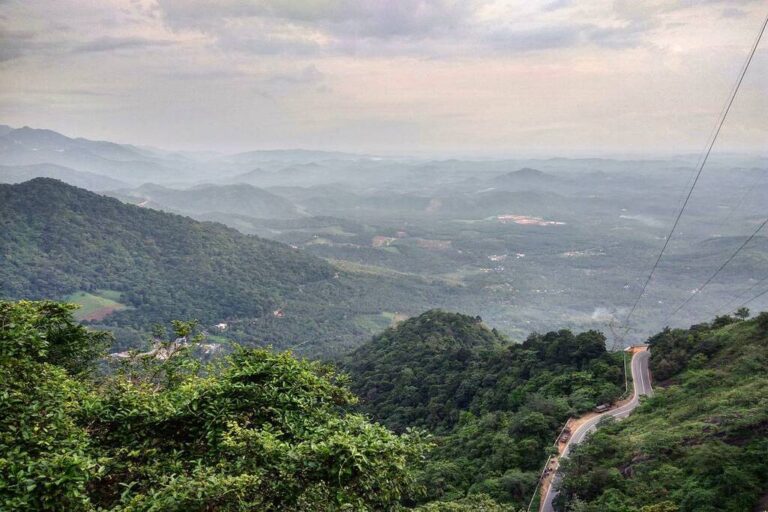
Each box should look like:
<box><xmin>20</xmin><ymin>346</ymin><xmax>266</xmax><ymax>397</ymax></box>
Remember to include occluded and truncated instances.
<box><xmin>0</xmin><ymin>0</ymin><xmax>766</xmax><ymax>155</ymax></box>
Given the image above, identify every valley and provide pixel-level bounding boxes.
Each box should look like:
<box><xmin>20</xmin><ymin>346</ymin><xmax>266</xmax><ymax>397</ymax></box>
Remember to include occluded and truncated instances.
<box><xmin>2</xmin><ymin>125</ymin><xmax>766</xmax><ymax>355</ymax></box>
<box><xmin>2</xmin><ymin>3</ymin><xmax>767</xmax><ymax>511</ymax></box>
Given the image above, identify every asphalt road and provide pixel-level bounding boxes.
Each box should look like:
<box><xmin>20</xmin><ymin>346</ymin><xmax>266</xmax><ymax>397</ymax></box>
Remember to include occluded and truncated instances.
<box><xmin>540</xmin><ymin>349</ymin><xmax>653</xmax><ymax>512</ymax></box>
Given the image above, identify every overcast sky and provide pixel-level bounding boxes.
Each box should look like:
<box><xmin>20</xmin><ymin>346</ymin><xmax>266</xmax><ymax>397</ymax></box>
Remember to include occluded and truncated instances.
<box><xmin>0</xmin><ymin>0</ymin><xmax>765</xmax><ymax>155</ymax></box>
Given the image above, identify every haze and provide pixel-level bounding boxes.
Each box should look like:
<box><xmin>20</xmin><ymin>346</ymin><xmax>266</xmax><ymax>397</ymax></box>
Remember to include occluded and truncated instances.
<box><xmin>1</xmin><ymin>0</ymin><xmax>766</xmax><ymax>155</ymax></box>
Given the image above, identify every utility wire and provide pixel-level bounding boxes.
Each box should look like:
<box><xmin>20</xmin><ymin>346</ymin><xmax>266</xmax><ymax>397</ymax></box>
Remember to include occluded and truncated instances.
<box><xmin>736</xmin><ymin>286</ymin><xmax>768</xmax><ymax>310</ymax></box>
<box><xmin>665</xmin><ymin>217</ymin><xmax>768</xmax><ymax>320</ymax></box>
<box><xmin>622</xmin><ymin>12</ymin><xmax>768</xmax><ymax>330</ymax></box>
<box><xmin>711</xmin><ymin>273</ymin><xmax>768</xmax><ymax>316</ymax></box>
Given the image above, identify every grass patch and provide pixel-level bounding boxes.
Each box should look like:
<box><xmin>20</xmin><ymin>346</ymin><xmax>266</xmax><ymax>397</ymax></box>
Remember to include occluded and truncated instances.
<box><xmin>65</xmin><ymin>290</ymin><xmax>129</xmax><ymax>321</ymax></box>
<box><xmin>353</xmin><ymin>313</ymin><xmax>397</xmax><ymax>334</ymax></box>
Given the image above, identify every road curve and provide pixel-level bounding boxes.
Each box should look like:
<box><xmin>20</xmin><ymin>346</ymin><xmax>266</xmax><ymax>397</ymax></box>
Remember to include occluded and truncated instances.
<box><xmin>540</xmin><ymin>348</ymin><xmax>652</xmax><ymax>512</ymax></box>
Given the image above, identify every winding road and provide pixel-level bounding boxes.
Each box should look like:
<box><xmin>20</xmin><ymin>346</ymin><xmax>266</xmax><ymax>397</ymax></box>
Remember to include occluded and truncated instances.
<box><xmin>540</xmin><ymin>347</ymin><xmax>653</xmax><ymax>512</ymax></box>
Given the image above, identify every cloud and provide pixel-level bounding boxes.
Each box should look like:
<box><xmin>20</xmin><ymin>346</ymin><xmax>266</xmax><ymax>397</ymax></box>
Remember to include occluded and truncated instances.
<box><xmin>155</xmin><ymin>0</ymin><xmax>478</xmax><ymax>57</ymax></box>
<box><xmin>158</xmin><ymin>0</ymin><xmax>473</xmax><ymax>38</ymax></box>
<box><xmin>613</xmin><ymin>0</ymin><xmax>761</xmax><ymax>21</ymax></box>
<box><xmin>254</xmin><ymin>65</ymin><xmax>329</xmax><ymax>99</ymax></box>
<box><xmin>0</xmin><ymin>28</ymin><xmax>59</xmax><ymax>61</ymax></box>
<box><xmin>73</xmin><ymin>36</ymin><xmax>174</xmax><ymax>53</ymax></box>
<box><xmin>267</xmin><ymin>65</ymin><xmax>325</xmax><ymax>85</ymax></box>
<box><xmin>1</xmin><ymin>0</ymin><xmax>765</xmax><ymax>154</ymax></box>
<box><xmin>154</xmin><ymin>0</ymin><xmax>664</xmax><ymax>58</ymax></box>
<box><xmin>720</xmin><ymin>8</ymin><xmax>747</xmax><ymax>19</ymax></box>
<box><xmin>484</xmin><ymin>24</ymin><xmax>581</xmax><ymax>52</ymax></box>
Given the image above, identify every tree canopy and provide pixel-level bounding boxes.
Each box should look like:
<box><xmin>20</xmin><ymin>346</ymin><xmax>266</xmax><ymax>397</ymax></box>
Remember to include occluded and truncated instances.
<box><xmin>557</xmin><ymin>314</ymin><xmax>768</xmax><ymax>512</ymax></box>
<box><xmin>344</xmin><ymin>310</ymin><xmax>625</xmax><ymax>508</ymax></box>
<box><xmin>0</xmin><ymin>300</ymin><xmax>428</xmax><ymax>511</ymax></box>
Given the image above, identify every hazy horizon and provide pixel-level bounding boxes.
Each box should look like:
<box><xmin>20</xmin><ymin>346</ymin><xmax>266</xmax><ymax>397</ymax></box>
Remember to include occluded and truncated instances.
<box><xmin>3</xmin><ymin>122</ymin><xmax>767</xmax><ymax>162</ymax></box>
<box><xmin>2</xmin><ymin>1</ymin><xmax>766</xmax><ymax>154</ymax></box>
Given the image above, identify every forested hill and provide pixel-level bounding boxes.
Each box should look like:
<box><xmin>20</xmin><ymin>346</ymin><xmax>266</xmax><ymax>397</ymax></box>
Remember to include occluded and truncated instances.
<box><xmin>557</xmin><ymin>312</ymin><xmax>768</xmax><ymax>512</ymax></box>
<box><xmin>346</xmin><ymin>310</ymin><xmax>622</xmax><ymax>432</ymax></box>
<box><xmin>0</xmin><ymin>178</ymin><xmax>334</xmax><ymax>327</ymax></box>
<box><xmin>344</xmin><ymin>310</ymin><xmax>625</xmax><ymax>507</ymax></box>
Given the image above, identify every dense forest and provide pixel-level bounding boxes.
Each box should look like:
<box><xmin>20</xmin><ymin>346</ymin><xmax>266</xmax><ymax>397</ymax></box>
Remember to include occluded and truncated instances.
<box><xmin>0</xmin><ymin>178</ymin><xmax>334</xmax><ymax>325</ymax></box>
<box><xmin>3</xmin><ymin>299</ymin><xmax>768</xmax><ymax>511</ymax></box>
<box><xmin>0</xmin><ymin>179</ymin><xmax>468</xmax><ymax>357</ymax></box>
<box><xmin>0</xmin><ymin>302</ymin><xmax>626</xmax><ymax>511</ymax></box>
<box><xmin>556</xmin><ymin>312</ymin><xmax>768</xmax><ymax>512</ymax></box>
<box><xmin>0</xmin><ymin>300</ymin><xmax>429</xmax><ymax>511</ymax></box>
<box><xmin>344</xmin><ymin>310</ymin><xmax>625</xmax><ymax>508</ymax></box>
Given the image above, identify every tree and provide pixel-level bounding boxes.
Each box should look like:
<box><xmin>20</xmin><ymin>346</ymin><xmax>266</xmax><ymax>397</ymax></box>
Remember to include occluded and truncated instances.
<box><xmin>734</xmin><ymin>307</ymin><xmax>750</xmax><ymax>320</ymax></box>
<box><xmin>752</xmin><ymin>310</ymin><xmax>768</xmax><ymax>332</ymax></box>
<box><xmin>0</xmin><ymin>300</ymin><xmax>110</xmax><ymax>375</ymax></box>
<box><xmin>0</xmin><ymin>301</ymin><xmax>101</xmax><ymax>511</ymax></box>
<box><xmin>1</xmin><ymin>300</ymin><xmax>430</xmax><ymax>511</ymax></box>
<box><xmin>711</xmin><ymin>315</ymin><xmax>735</xmax><ymax>329</ymax></box>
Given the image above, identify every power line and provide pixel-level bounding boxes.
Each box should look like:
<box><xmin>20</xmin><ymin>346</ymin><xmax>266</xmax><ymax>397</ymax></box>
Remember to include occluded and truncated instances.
<box><xmin>665</xmin><ymin>217</ymin><xmax>768</xmax><ymax>320</ymax></box>
<box><xmin>711</xmin><ymin>273</ymin><xmax>768</xmax><ymax>316</ymax></box>
<box><xmin>622</xmin><ymin>12</ymin><xmax>768</xmax><ymax>330</ymax></box>
<box><xmin>736</xmin><ymin>286</ymin><xmax>768</xmax><ymax>310</ymax></box>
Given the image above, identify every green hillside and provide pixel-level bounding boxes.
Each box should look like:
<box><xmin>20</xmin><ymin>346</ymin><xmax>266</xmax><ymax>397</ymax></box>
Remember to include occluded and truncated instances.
<box><xmin>0</xmin><ymin>178</ymin><xmax>373</xmax><ymax>356</ymax></box>
<box><xmin>0</xmin><ymin>179</ymin><xmax>476</xmax><ymax>356</ymax></box>
<box><xmin>556</xmin><ymin>313</ymin><xmax>768</xmax><ymax>512</ymax></box>
<box><xmin>344</xmin><ymin>310</ymin><xmax>626</xmax><ymax>507</ymax></box>
<box><xmin>0</xmin><ymin>178</ymin><xmax>333</xmax><ymax>327</ymax></box>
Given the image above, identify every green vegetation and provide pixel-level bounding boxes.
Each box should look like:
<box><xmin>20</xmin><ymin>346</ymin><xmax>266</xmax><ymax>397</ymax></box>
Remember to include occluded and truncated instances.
<box><xmin>1</xmin><ymin>178</ymin><xmax>334</xmax><ymax>327</ymax></box>
<box><xmin>556</xmin><ymin>312</ymin><xmax>768</xmax><ymax>512</ymax></box>
<box><xmin>64</xmin><ymin>290</ymin><xmax>128</xmax><ymax>321</ymax></box>
<box><xmin>0</xmin><ymin>300</ymin><xmax>428</xmax><ymax>511</ymax></box>
<box><xmin>344</xmin><ymin>310</ymin><xmax>625</xmax><ymax>508</ymax></box>
<box><xmin>5</xmin><ymin>298</ymin><xmax>766</xmax><ymax>511</ymax></box>
<box><xmin>0</xmin><ymin>179</ymin><xmax>469</xmax><ymax>357</ymax></box>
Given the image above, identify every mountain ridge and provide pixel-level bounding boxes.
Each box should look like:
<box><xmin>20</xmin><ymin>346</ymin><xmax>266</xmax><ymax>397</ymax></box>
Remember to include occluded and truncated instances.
<box><xmin>0</xmin><ymin>178</ymin><xmax>333</xmax><ymax>328</ymax></box>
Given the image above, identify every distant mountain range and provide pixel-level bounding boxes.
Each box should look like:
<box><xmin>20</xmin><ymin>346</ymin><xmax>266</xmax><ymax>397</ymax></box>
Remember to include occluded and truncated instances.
<box><xmin>0</xmin><ymin>124</ymin><xmax>373</xmax><ymax>187</ymax></box>
<box><xmin>490</xmin><ymin>167</ymin><xmax>562</xmax><ymax>188</ymax></box>
<box><xmin>0</xmin><ymin>125</ymin><xmax>187</xmax><ymax>184</ymax></box>
<box><xmin>108</xmin><ymin>182</ymin><xmax>302</xmax><ymax>219</ymax></box>
<box><xmin>0</xmin><ymin>163</ymin><xmax>128</xmax><ymax>190</ymax></box>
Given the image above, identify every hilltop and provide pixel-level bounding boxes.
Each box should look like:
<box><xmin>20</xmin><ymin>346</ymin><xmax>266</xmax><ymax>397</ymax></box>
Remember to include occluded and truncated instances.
<box><xmin>490</xmin><ymin>167</ymin><xmax>562</xmax><ymax>189</ymax></box>
<box><xmin>344</xmin><ymin>310</ymin><xmax>625</xmax><ymax>507</ymax></box>
<box><xmin>0</xmin><ymin>178</ymin><xmax>333</xmax><ymax>329</ymax></box>
<box><xmin>0</xmin><ymin>179</ymin><xmax>474</xmax><ymax>356</ymax></box>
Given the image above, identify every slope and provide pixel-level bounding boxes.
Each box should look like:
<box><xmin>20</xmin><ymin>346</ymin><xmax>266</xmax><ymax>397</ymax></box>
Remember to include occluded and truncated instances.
<box><xmin>0</xmin><ymin>163</ymin><xmax>129</xmax><ymax>190</ymax></box>
<box><xmin>556</xmin><ymin>313</ymin><xmax>768</xmax><ymax>512</ymax></box>
<box><xmin>111</xmin><ymin>182</ymin><xmax>301</xmax><ymax>219</ymax></box>
<box><xmin>0</xmin><ymin>179</ymin><xmax>474</xmax><ymax>357</ymax></box>
<box><xmin>344</xmin><ymin>310</ymin><xmax>625</xmax><ymax>507</ymax></box>
<box><xmin>0</xmin><ymin>178</ymin><xmax>333</xmax><ymax>328</ymax></box>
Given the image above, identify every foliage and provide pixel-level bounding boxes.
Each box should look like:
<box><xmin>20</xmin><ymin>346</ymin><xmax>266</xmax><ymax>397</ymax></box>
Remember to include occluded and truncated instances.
<box><xmin>0</xmin><ymin>300</ymin><xmax>110</xmax><ymax>376</ymax></box>
<box><xmin>415</xmin><ymin>493</ymin><xmax>519</xmax><ymax>511</ymax></box>
<box><xmin>556</xmin><ymin>314</ymin><xmax>768</xmax><ymax>512</ymax></box>
<box><xmin>0</xmin><ymin>301</ymin><xmax>107</xmax><ymax>511</ymax></box>
<box><xmin>0</xmin><ymin>178</ymin><xmax>334</xmax><ymax>328</ymax></box>
<box><xmin>344</xmin><ymin>310</ymin><xmax>624</xmax><ymax>509</ymax></box>
<box><xmin>0</xmin><ymin>300</ymin><xmax>428</xmax><ymax>511</ymax></box>
<box><xmin>0</xmin><ymin>178</ymin><xmax>473</xmax><ymax>359</ymax></box>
